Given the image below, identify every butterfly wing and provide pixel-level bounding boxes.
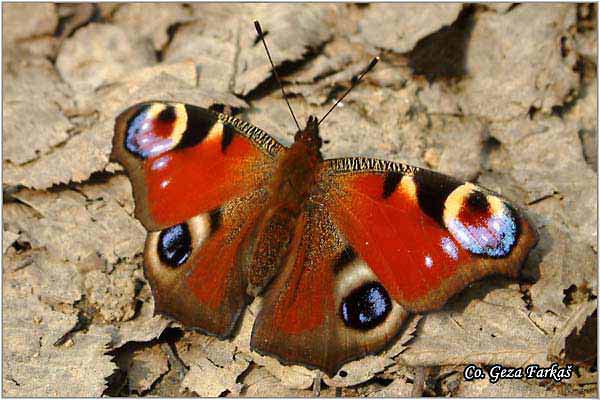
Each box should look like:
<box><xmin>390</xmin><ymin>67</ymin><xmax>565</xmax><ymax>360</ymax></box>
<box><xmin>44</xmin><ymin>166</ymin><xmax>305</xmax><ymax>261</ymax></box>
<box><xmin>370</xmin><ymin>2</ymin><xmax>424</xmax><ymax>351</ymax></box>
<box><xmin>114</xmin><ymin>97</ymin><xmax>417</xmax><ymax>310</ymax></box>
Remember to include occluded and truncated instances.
<box><xmin>251</xmin><ymin>157</ymin><xmax>537</xmax><ymax>375</ymax></box>
<box><xmin>319</xmin><ymin>158</ymin><xmax>537</xmax><ymax>312</ymax></box>
<box><xmin>144</xmin><ymin>190</ymin><xmax>267</xmax><ymax>337</ymax></box>
<box><xmin>251</xmin><ymin>205</ymin><xmax>409</xmax><ymax>376</ymax></box>
<box><xmin>112</xmin><ymin>102</ymin><xmax>284</xmax><ymax>231</ymax></box>
<box><xmin>112</xmin><ymin>102</ymin><xmax>284</xmax><ymax>337</ymax></box>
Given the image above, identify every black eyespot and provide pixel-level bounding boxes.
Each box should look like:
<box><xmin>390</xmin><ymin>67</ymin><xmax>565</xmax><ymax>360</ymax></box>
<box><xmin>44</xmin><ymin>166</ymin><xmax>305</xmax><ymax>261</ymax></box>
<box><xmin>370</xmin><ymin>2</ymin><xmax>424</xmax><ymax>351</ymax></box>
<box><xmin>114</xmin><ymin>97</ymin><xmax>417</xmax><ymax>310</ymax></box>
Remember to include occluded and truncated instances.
<box><xmin>157</xmin><ymin>223</ymin><xmax>192</xmax><ymax>267</ymax></box>
<box><xmin>340</xmin><ymin>282</ymin><xmax>392</xmax><ymax>330</ymax></box>
<box><xmin>466</xmin><ymin>190</ymin><xmax>489</xmax><ymax>213</ymax></box>
<box><xmin>157</xmin><ymin>106</ymin><xmax>177</xmax><ymax>122</ymax></box>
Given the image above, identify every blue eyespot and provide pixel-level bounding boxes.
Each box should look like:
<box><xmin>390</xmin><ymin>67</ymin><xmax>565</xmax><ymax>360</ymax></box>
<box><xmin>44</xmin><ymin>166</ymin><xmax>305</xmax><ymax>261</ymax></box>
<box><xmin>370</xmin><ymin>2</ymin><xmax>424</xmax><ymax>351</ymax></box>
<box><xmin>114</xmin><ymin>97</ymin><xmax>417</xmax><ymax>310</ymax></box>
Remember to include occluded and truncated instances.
<box><xmin>157</xmin><ymin>223</ymin><xmax>192</xmax><ymax>267</ymax></box>
<box><xmin>340</xmin><ymin>282</ymin><xmax>392</xmax><ymax>330</ymax></box>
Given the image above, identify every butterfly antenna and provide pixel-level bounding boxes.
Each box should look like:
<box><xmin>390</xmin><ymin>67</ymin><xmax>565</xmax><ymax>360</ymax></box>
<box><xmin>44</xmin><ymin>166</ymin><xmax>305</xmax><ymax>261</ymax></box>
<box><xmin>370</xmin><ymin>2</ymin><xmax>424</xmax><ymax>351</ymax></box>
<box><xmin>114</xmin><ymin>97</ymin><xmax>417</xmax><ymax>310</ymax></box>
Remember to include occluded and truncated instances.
<box><xmin>254</xmin><ymin>20</ymin><xmax>301</xmax><ymax>131</ymax></box>
<box><xmin>318</xmin><ymin>56</ymin><xmax>380</xmax><ymax>127</ymax></box>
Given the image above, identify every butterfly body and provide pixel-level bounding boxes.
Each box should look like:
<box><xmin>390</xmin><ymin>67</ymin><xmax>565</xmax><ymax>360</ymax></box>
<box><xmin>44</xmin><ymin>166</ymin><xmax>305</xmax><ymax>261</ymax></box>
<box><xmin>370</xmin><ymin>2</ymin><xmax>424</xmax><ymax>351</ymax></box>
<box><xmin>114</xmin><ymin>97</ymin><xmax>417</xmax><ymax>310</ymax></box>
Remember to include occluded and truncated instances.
<box><xmin>112</xmin><ymin>101</ymin><xmax>537</xmax><ymax>376</ymax></box>
<box><xmin>237</xmin><ymin>115</ymin><xmax>325</xmax><ymax>297</ymax></box>
<box><xmin>266</xmin><ymin>117</ymin><xmax>322</xmax><ymax>212</ymax></box>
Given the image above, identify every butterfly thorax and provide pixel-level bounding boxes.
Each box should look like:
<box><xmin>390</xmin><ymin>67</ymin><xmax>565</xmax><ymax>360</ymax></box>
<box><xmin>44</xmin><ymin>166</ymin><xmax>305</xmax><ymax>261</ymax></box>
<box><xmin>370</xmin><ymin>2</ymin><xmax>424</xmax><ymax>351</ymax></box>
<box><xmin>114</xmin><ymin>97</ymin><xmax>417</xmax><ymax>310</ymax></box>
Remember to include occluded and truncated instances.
<box><xmin>268</xmin><ymin>116</ymin><xmax>323</xmax><ymax>212</ymax></box>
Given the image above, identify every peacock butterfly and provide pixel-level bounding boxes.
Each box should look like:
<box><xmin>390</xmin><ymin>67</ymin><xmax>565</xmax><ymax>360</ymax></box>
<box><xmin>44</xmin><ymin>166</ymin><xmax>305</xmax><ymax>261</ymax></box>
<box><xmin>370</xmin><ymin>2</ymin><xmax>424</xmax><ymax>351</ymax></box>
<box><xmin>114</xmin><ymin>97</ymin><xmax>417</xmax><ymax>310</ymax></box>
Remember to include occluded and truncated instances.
<box><xmin>110</xmin><ymin>22</ymin><xmax>538</xmax><ymax>377</ymax></box>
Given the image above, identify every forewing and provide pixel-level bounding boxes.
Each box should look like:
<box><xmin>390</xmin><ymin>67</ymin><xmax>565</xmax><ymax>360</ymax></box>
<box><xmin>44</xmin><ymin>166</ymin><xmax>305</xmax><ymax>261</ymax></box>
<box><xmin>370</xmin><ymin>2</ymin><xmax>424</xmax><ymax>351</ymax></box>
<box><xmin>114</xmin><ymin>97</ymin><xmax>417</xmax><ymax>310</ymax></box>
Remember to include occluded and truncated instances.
<box><xmin>111</xmin><ymin>101</ymin><xmax>283</xmax><ymax>231</ymax></box>
<box><xmin>317</xmin><ymin>157</ymin><xmax>538</xmax><ymax>312</ymax></box>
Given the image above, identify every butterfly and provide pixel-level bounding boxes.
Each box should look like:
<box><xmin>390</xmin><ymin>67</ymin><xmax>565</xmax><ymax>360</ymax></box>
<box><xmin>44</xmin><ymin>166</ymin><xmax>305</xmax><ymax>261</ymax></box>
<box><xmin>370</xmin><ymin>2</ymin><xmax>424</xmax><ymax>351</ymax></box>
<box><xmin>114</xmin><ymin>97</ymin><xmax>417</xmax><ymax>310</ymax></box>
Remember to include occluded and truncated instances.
<box><xmin>111</xmin><ymin>24</ymin><xmax>537</xmax><ymax>377</ymax></box>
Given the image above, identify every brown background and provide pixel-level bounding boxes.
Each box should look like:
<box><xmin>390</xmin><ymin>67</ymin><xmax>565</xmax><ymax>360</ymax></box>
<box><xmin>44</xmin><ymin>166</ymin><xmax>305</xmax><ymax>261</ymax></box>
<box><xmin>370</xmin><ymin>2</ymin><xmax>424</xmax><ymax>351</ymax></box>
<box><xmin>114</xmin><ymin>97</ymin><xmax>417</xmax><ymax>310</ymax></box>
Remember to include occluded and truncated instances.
<box><xmin>2</xmin><ymin>3</ymin><xmax>597</xmax><ymax>397</ymax></box>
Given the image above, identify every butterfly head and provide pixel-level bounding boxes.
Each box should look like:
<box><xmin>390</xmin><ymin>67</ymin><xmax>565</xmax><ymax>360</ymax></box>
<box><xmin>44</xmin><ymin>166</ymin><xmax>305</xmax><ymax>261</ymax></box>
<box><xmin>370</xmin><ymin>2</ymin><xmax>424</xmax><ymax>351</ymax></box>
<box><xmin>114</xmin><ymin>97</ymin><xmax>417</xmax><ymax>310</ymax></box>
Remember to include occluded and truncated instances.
<box><xmin>294</xmin><ymin>115</ymin><xmax>322</xmax><ymax>151</ymax></box>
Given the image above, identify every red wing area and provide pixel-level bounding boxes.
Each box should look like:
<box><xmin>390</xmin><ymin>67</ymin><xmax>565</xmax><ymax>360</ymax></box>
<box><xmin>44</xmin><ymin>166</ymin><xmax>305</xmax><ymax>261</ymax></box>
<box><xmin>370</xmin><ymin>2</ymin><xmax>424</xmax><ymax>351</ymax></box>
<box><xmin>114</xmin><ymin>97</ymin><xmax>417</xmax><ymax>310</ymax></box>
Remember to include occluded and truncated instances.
<box><xmin>318</xmin><ymin>162</ymin><xmax>538</xmax><ymax>312</ymax></box>
<box><xmin>112</xmin><ymin>102</ymin><xmax>283</xmax><ymax>231</ymax></box>
<box><xmin>144</xmin><ymin>190</ymin><xmax>266</xmax><ymax>338</ymax></box>
<box><xmin>251</xmin><ymin>208</ymin><xmax>409</xmax><ymax>376</ymax></box>
<box><xmin>144</xmin><ymin>133</ymin><xmax>265</xmax><ymax>227</ymax></box>
<box><xmin>325</xmin><ymin>173</ymin><xmax>473</xmax><ymax>309</ymax></box>
<box><xmin>257</xmin><ymin>212</ymin><xmax>336</xmax><ymax>335</ymax></box>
